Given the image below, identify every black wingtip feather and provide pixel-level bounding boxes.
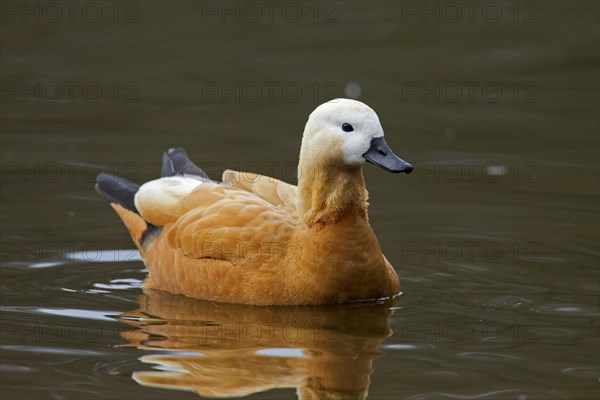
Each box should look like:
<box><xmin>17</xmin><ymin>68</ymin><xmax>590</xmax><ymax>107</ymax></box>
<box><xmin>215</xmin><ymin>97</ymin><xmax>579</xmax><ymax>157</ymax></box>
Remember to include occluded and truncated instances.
<box><xmin>95</xmin><ymin>173</ymin><xmax>140</xmax><ymax>213</ymax></box>
<box><xmin>161</xmin><ymin>147</ymin><xmax>210</xmax><ymax>179</ymax></box>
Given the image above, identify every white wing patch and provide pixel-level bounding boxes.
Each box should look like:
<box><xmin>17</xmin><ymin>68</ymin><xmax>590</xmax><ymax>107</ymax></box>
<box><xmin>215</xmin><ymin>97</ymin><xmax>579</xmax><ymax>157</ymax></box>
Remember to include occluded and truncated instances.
<box><xmin>135</xmin><ymin>176</ymin><xmax>205</xmax><ymax>226</ymax></box>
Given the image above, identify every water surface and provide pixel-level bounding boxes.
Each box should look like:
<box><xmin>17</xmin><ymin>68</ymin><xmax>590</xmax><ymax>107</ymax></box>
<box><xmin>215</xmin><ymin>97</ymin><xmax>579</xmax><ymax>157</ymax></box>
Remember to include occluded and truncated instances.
<box><xmin>1</xmin><ymin>1</ymin><xmax>599</xmax><ymax>399</ymax></box>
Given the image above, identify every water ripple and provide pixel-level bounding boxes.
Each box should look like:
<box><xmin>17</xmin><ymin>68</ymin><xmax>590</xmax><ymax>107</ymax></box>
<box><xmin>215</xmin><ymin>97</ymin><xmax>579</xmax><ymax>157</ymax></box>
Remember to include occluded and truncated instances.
<box><xmin>475</xmin><ymin>295</ymin><xmax>534</xmax><ymax>308</ymax></box>
<box><xmin>457</xmin><ymin>352</ymin><xmax>520</xmax><ymax>362</ymax></box>
<box><xmin>1</xmin><ymin>345</ymin><xmax>104</xmax><ymax>357</ymax></box>
<box><xmin>532</xmin><ymin>304</ymin><xmax>600</xmax><ymax>317</ymax></box>
<box><xmin>1</xmin><ymin>306</ymin><xmax>118</xmax><ymax>321</ymax></box>
<box><xmin>93</xmin><ymin>278</ymin><xmax>143</xmax><ymax>291</ymax></box>
<box><xmin>562</xmin><ymin>367</ymin><xmax>600</xmax><ymax>379</ymax></box>
<box><xmin>0</xmin><ymin>364</ymin><xmax>35</xmax><ymax>373</ymax></box>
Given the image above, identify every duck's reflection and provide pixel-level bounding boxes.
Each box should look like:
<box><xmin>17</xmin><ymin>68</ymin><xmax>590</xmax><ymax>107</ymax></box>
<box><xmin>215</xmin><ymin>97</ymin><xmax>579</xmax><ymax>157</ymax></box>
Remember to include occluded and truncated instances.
<box><xmin>117</xmin><ymin>289</ymin><xmax>398</xmax><ymax>399</ymax></box>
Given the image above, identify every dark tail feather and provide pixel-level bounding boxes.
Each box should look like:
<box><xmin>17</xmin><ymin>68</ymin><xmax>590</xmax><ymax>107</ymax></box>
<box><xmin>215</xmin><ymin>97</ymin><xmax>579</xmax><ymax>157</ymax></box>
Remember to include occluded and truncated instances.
<box><xmin>161</xmin><ymin>147</ymin><xmax>210</xmax><ymax>179</ymax></box>
<box><xmin>95</xmin><ymin>173</ymin><xmax>140</xmax><ymax>213</ymax></box>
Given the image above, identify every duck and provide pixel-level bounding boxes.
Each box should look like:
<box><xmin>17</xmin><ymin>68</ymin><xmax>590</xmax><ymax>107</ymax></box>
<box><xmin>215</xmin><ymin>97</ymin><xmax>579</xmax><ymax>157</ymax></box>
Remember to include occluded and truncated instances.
<box><xmin>96</xmin><ymin>98</ymin><xmax>413</xmax><ymax>305</ymax></box>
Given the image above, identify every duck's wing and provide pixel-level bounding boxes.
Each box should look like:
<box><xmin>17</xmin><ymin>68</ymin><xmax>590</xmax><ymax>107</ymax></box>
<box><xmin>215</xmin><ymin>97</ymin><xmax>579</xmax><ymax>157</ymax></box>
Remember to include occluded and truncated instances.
<box><xmin>221</xmin><ymin>169</ymin><xmax>298</xmax><ymax>213</ymax></box>
<box><xmin>133</xmin><ymin>180</ymin><xmax>300</xmax><ymax>265</ymax></box>
<box><xmin>167</xmin><ymin>184</ymin><xmax>300</xmax><ymax>265</ymax></box>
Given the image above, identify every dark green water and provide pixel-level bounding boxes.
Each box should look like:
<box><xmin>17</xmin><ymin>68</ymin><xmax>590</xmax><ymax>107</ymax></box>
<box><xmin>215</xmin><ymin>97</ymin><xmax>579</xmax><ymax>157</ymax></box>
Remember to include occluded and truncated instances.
<box><xmin>1</xmin><ymin>1</ymin><xmax>598</xmax><ymax>399</ymax></box>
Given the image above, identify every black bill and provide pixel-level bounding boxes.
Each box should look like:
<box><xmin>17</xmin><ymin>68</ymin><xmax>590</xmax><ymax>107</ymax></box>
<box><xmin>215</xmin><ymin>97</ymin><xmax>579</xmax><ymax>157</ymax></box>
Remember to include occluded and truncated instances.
<box><xmin>362</xmin><ymin>136</ymin><xmax>413</xmax><ymax>173</ymax></box>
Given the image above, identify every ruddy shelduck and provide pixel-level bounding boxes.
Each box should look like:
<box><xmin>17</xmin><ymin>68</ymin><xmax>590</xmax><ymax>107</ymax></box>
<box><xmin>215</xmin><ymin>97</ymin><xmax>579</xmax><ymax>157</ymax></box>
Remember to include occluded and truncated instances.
<box><xmin>96</xmin><ymin>99</ymin><xmax>413</xmax><ymax>305</ymax></box>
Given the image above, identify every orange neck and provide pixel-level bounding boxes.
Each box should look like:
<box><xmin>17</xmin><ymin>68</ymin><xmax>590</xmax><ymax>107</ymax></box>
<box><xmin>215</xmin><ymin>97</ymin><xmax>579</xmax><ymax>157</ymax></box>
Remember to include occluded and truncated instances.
<box><xmin>298</xmin><ymin>160</ymin><xmax>368</xmax><ymax>227</ymax></box>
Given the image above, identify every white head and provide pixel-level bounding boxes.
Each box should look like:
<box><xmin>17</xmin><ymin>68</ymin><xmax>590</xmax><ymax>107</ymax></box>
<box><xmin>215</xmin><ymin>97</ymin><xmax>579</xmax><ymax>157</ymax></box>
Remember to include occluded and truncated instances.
<box><xmin>301</xmin><ymin>99</ymin><xmax>413</xmax><ymax>173</ymax></box>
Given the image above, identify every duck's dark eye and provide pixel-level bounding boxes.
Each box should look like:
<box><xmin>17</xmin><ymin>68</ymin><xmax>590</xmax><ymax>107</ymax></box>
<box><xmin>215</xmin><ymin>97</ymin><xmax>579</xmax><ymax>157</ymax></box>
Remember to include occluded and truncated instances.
<box><xmin>341</xmin><ymin>123</ymin><xmax>354</xmax><ymax>132</ymax></box>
